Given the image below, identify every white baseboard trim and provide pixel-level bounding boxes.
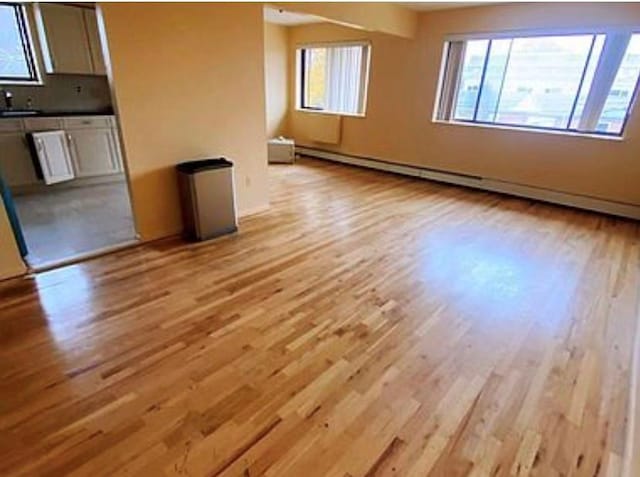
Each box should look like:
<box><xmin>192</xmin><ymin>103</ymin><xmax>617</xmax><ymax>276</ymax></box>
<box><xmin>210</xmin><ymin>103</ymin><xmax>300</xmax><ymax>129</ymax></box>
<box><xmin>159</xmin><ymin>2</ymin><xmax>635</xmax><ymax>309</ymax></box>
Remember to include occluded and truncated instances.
<box><xmin>297</xmin><ymin>146</ymin><xmax>640</xmax><ymax>220</ymax></box>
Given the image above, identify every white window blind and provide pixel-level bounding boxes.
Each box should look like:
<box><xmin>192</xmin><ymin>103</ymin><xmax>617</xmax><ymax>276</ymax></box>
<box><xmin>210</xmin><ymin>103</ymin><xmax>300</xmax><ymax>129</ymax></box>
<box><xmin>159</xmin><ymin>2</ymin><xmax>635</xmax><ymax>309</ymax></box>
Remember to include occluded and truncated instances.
<box><xmin>299</xmin><ymin>43</ymin><xmax>370</xmax><ymax>115</ymax></box>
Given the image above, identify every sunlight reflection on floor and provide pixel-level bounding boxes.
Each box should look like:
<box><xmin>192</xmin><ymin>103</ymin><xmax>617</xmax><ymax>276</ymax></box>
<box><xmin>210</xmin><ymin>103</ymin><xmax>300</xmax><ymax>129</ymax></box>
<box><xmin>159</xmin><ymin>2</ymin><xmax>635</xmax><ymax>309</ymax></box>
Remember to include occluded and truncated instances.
<box><xmin>417</xmin><ymin>226</ymin><xmax>576</xmax><ymax>321</ymax></box>
<box><xmin>34</xmin><ymin>265</ymin><xmax>96</xmax><ymax>350</ymax></box>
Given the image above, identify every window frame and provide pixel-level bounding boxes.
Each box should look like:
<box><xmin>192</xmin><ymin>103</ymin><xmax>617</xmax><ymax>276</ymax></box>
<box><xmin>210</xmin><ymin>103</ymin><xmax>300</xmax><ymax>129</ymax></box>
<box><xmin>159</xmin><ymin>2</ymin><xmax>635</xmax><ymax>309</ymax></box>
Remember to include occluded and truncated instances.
<box><xmin>0</xmin><ymin>2</ymin><xmax>40</xmax><ymax>85</ymax></box>
<box><xmin>296</xmin><ymin>41</ymin><xmax>372</xmax><ymax>117</ymax></box>
<box><xmin>433</xmin><ymin>27</ymin><xmax>640</xmax><ymax>138</ymax></box>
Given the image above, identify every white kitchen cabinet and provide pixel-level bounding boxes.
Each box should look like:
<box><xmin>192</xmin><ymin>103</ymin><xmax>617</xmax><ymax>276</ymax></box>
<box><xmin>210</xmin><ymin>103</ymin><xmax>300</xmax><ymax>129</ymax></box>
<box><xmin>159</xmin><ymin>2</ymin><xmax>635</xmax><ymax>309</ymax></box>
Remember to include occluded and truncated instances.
<box><xmin>1</xmin><ymin>115</ymin><xmax>122</xmax><ymax>188</ymax></box>
<box><xmin>83</xmin><ymin>8</ymin><xmax>106</xmax><ymax>76</ymax></box>
<box><xmin>67</xmin><ymin>127</ymin><xmax>121</xmax><ymax>177</ymax></box>
<box><xmin>63</xmin><ymin>116</ymin><xmax>112</xmax><ymax>129</ymax></box>
<box><xmin>36</xmin><ymin>4</ymin><xmax>93</xmax><ymax>75</ymax></box>
<box><xmin>22</xmin><ymin>117</ymin><xmax>63</xmax><ymax>131</ymax></box>
<box><xmin>0</xmin><ymin>133</ymin><xmax>39</xmax><ymax>187</ymax></box>
<box><xmin>31</xmin><ymin>131</ymin><xmax>76</xmax><ymax>185</ymax></box>
<box><xmin>35</xmin><ymin>4</ymin><xmax>105</xmax><ymax>76</ymax></box>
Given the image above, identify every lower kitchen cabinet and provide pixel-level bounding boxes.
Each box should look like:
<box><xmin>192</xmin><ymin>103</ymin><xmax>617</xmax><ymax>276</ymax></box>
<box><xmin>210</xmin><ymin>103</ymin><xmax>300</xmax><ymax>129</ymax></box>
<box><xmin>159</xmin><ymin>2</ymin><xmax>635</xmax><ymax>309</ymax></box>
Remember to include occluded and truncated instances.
<box><xmin>68</xmin><ymin>128</ymin><xmax>122</xmax><ymax>177</ymax></box>
<box><xmin>0</xmin><ymin>133</ymin><xmax>39</xmax><ymax>187</ymax></box>
<box><xmin>0</xmin><ymin>115</ymin><xmax>123</xmax><ymax>189</ymax></box>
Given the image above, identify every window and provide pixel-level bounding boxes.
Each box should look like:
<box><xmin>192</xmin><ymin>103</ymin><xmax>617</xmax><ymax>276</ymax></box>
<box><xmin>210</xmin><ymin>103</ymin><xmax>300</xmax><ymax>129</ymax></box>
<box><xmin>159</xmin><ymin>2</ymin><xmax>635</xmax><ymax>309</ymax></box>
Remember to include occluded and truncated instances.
<box><xmin>0</xmin><ymin>3</ymin><xmax>38</xmax><ymax>83</ymax></box>
<box><xmin>298</xmin><ymin>43</ymin><xmax>370</xmax><ymax>115</ymax></box>
<box><xmin>436</xmin><ymin>32</ymin><xmax>640</xmax><ymax>136</ymax></box>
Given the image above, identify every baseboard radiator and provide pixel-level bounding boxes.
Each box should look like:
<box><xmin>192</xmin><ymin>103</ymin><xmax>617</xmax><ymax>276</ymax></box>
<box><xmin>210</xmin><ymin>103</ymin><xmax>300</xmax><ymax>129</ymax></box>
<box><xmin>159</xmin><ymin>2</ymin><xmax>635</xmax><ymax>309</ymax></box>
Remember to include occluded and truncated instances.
<box><xmin>294</xmin><ymin>113</ymin><xmax>342</xmax><ymax>145</ymax></box>
<box><xmin>296</xmin><ymin>146</ymin><xmax>640</xmax><ymax>220</ymax></box>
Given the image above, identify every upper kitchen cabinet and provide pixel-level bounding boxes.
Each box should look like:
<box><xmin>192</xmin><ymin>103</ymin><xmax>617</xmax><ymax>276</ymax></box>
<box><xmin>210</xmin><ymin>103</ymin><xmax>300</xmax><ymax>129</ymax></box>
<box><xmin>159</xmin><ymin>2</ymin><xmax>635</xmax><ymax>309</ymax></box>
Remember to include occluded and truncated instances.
<box><xmin>34</xmin><ymin>4</ymin><xmax>106</xmax><ymax>76</ymax></box>
<box><xmin>83</xmin><ymin>9</ymin><xmax>107</xmax><ymax>76</ymax></box>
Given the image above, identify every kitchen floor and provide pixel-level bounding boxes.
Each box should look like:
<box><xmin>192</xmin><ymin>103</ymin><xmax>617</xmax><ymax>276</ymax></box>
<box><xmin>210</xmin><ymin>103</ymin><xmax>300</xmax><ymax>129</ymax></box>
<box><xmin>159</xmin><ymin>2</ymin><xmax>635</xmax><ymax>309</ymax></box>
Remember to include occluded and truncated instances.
<box><xmin>13</xmin><ymin>180</ymin><xmax>137</xmax><ymax>267</ymax></box>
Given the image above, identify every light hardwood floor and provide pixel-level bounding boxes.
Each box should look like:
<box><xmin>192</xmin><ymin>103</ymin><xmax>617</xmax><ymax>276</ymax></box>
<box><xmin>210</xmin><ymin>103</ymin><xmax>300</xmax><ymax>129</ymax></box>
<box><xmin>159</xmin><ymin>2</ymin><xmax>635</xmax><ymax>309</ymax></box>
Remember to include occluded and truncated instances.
<box><xmin>1</xmin><ymin>158</ymin><xmax>639</xmax><ymax>476</ymax></box>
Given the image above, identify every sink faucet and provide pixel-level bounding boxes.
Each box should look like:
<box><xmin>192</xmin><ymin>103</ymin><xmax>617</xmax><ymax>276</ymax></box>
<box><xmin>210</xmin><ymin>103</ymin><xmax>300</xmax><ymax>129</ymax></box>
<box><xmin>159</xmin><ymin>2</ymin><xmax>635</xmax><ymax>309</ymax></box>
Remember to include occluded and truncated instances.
<box><xmin>1</xmin><ymin>89</ymin><xmax>13</xmax><ymax>110</ymax></box>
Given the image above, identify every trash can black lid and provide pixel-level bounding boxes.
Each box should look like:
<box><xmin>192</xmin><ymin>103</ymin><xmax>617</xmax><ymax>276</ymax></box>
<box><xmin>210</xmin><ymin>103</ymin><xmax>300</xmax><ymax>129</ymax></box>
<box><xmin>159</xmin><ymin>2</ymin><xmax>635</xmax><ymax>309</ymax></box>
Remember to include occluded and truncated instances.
<box><xmin>176</xmin><ymin>158</ymin><xmax>233</xmax><ymax>174</ymax></box>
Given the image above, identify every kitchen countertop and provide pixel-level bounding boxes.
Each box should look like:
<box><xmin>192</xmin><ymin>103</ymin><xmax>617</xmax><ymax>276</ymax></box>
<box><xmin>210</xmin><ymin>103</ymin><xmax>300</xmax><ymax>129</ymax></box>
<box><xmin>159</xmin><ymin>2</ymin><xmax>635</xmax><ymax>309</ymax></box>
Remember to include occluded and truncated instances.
<box><xmin>0</xmin><ymin>109</ymin><xmax>115</xmax><ymax>119</ymax></box>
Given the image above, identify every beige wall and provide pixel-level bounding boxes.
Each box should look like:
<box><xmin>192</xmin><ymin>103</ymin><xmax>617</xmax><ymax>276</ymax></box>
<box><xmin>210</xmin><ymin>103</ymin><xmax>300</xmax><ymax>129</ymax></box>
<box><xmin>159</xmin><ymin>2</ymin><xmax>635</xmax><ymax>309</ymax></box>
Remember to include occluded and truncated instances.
<box><xmin>273</xmin><ymin>2</ymin><xmax>417</xmax><ymax>39</ymax></box>
<box><xmin>100</xmin><ymin>2</ymin><xmax>269</xmax><ymax>240</ymax></box>
<box><xmin>289</xmin><ymin>3</ymin><xmax>640</xmax><ymax>206</ymax></box>
<box><xmin>1</xmin><ymin>2</ymin><xmax>271</xmax><ymax>279</ymax></box>
<box><xmin>0</xmin><ymin>204</ymin><xmax>27</xmax><ymax>281</ymax></box>
<box><xmin>264</xmin><ymin>22</ymin><xmax>289</xmax><ymax>138</ymax></box>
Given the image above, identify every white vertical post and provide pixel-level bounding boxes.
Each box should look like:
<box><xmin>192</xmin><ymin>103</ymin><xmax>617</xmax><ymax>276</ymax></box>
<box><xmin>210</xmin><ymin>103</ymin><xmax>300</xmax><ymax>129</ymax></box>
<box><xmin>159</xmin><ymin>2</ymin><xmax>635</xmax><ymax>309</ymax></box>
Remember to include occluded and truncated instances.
<box><xmin>436</xmin><ymin>41</ymin><xmax>465</xmax><ymax>121</ymax></box>
<box><xmin>578</xmin><ymin>32</ymin><xmax>631</xmax><ymax>131</ymax></box>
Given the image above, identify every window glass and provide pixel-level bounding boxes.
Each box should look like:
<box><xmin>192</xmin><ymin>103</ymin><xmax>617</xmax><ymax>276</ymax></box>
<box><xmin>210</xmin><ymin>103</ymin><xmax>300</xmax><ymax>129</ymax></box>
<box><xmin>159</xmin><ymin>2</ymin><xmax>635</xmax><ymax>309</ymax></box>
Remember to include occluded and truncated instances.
<box><xmin>453</xmin><ymin>40</ymin><xmax>488</xmax><ymax>120</ymax></box>
<box><xmin>569</xmin><ymin>35</ymin><xmax>605</xmax><ymax>129</ymax></box>
<box><xmin>300</xmin><ymin>44</ymin><xmax>369</xmax><ymax>115</ymax></box>
<box><xmin>438</xmin><ymin>32</ymin><xmax>640</xmax><ymax>137</ymax></box>
<box><xmin>597</xmin><ymin>34</ymin><xmax>640</xmax><ymax>134</ymax></box>
<box><xmin>476</xmin><ymin>39</ymin><xmax>512</xmax><ymax>122</ymax></box>
<box><xmin>0</xmin><ymin>4</ymin><xmax>36</xmax><ymax>82</ymax></box>
<box><xmin>304</xmin><ymin>48</ymin><xmax>326</xmax><ymax>110</ymax></box>
<box><xmin>493</xmin><ymin>35</ymin><xmax>593</xmax><ymax>129</ymax></box>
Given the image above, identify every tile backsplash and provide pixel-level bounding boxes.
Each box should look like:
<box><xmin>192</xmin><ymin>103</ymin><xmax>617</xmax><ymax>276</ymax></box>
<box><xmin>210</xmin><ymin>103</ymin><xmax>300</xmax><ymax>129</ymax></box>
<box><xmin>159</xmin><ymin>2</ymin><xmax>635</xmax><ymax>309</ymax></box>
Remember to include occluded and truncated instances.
<box><xmin>2</xmin><ymin>74</ymin><xmax>112</xmax><ymax>112</ymax></box>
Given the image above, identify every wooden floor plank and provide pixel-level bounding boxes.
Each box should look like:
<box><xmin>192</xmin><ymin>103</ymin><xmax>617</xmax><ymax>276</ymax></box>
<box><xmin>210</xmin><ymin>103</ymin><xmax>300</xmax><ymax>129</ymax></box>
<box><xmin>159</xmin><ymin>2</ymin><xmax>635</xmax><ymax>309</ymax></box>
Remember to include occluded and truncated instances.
<box><xmin>1</xmin><ymin>158</ymin><xmax>638</xmax><ymax>476</ymax></box>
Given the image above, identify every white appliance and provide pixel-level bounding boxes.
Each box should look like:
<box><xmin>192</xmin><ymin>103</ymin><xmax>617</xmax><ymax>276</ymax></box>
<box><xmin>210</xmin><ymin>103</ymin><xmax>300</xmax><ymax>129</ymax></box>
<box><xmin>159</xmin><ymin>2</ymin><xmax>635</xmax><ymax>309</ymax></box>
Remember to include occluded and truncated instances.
<box><xmin>268</xmin><ymin>137</ymin><xmax>295</xmax><ymax>164</ymax></box>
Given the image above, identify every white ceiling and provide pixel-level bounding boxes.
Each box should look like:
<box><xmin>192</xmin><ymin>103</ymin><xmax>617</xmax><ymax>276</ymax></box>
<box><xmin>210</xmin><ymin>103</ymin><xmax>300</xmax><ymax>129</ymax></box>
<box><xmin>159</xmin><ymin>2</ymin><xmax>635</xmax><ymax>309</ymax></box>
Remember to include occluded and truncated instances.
<box><xmin>399</xmin><ymin>2</ymin><xmax>496</xmax><ymax>11</ymax></box>
<box><xmin>263</xmin><ymin>7</ymin><xmax>324</xmax><ymax>26</ymax></box>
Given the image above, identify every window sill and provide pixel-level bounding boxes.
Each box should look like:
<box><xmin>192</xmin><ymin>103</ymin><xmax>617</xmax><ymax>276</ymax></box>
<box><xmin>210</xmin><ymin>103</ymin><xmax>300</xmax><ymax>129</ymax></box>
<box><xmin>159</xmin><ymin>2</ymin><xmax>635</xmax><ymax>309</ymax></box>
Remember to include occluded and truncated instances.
<box><xmin>432</xmin><ymin>119</ymin><xmax>624</xmax><ymax>142</ymax></box>
<box><xmin>296</xmin><ymin>108</ymin><xmax>366</xmax><ymax>119</ymax></box>
<box><xmin>0</xmin><ymin>80</ymin><xmax>43</xmax><ymax>86</ymax></box>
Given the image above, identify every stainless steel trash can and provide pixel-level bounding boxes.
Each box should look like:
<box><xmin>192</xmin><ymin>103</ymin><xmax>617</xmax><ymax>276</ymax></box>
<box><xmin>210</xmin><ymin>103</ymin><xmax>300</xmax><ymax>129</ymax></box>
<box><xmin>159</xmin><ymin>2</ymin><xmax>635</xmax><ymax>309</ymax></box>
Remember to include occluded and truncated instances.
<box><xmin>176</xmin><ymin>158</ymin><xmax>237</xmax><ymax>241</ymax></box>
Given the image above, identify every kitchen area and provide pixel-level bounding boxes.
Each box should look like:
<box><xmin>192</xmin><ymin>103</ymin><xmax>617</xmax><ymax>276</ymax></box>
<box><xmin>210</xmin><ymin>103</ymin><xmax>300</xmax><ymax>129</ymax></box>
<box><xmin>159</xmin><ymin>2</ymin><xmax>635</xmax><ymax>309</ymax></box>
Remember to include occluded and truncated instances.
<box><xmin>0</xmin><ymin>2</ymin><xmax>136</xmax><ymax>268</ymax></box>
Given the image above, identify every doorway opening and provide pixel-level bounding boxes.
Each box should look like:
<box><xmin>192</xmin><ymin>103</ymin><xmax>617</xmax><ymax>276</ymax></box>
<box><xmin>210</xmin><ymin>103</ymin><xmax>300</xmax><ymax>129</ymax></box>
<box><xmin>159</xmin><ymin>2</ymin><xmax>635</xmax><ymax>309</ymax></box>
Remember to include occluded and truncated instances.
<box><xmin>0</xmin><ymin>2</ymin><xmax>137</xmax><ymax>270</ymax></box>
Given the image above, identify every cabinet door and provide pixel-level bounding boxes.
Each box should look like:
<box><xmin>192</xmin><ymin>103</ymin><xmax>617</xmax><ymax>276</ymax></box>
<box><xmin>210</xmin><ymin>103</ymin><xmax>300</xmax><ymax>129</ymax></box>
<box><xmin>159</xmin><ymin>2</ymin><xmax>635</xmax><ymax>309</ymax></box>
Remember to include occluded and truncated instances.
<box><xmin>31</xmin><ymin>131</ymin><xmax>76</xmax><ymax>185</ymax></box>
<box><xmin>37</xmin><ymin>4</ymin><xmax>93</xmax><ymax>74</ymax></box>
<box><xmin>0</xmin><ymin>133</ymin><xmax>39</xmax><ymax>187</ymax></box>
<box><xmin>68</xmin><ymin>128</ymin><xmax>121</xmax><ymax>177</ymax></box>
<box><xmin>83</xmin><ymin>9</ymin><xmax>106</xmax><ymax>76</ymax></box>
